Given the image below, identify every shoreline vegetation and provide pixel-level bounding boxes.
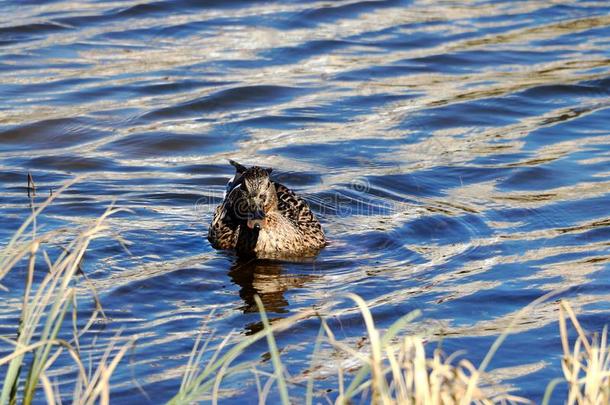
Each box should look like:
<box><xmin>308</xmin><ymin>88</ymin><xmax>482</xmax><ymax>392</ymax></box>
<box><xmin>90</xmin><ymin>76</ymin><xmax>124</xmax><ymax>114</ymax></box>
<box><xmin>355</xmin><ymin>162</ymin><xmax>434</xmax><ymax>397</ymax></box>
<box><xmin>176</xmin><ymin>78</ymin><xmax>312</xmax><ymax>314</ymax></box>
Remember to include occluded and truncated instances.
<box><xmin>1</xmin><ymin>190</ymin><xmax>608</xmax><ymax>404</ymax></box>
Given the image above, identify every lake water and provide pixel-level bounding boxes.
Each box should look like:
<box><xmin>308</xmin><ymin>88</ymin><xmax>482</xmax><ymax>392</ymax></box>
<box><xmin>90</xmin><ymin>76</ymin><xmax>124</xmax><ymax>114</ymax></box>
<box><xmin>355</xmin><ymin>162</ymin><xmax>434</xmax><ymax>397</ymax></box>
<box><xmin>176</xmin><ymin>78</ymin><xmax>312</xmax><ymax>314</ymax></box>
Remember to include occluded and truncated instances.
<box><xmin>1</xmin><ymin>0</ymin><xmax>610</xmax><ymax>403</ymax></box>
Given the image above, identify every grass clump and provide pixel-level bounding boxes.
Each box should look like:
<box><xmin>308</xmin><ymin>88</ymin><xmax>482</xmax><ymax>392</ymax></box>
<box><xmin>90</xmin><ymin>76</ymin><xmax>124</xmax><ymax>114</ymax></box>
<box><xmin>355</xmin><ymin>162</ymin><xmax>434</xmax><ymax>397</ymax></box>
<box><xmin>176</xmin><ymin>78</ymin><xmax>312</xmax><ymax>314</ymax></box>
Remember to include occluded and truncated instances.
<box><xmin>309</xmin><ymin>294</ymin><xmax>528</xmax><ymax>405</ymax></box>
<box><xmin>0</xmin><ymin>183</ymin><xmax>133</xmax><ymax>405</ymax></box>
<box><xmin>542</xmin><ymin>300</ymin><xmax>610</xmax><ymax>405</ymax></box>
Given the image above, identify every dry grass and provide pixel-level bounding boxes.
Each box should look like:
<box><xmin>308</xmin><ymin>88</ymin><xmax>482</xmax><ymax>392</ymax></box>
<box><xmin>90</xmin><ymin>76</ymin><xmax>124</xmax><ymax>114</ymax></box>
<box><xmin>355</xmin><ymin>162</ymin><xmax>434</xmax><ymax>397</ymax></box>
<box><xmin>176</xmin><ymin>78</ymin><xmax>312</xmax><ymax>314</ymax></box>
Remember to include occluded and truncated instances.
<box><xmin>313</xmin><ymin>294</ymin><xmax>530</xmax><ymax>405</ymax></box>
<box><xmin>541</xmin><ymin>300</ymin><xmax>610</xmax><ymax>405</ymax></box>
<box><xmin>0</xmin><ymin>183</ymin><xmax>133</xmax><ymax>405</ymax></box>
<box><xmin>0</xmin><ymin>187</ymin><xmax>609</xmax><ymax>404</ymax></box>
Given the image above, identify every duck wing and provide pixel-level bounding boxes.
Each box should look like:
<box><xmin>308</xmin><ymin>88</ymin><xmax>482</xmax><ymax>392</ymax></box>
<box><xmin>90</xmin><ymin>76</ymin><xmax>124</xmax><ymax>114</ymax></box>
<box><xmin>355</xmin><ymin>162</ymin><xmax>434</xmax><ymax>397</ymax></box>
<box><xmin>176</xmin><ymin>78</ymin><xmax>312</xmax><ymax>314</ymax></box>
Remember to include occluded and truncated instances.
<box><xmin>208</xmin><ymin>201</ymin><xmax>239</xmax><ymax>249</ymax></box>
<box><xmin>274</xmin><ymin>182</ymin><xmax>326</xmax><ymax>247</ymax></box>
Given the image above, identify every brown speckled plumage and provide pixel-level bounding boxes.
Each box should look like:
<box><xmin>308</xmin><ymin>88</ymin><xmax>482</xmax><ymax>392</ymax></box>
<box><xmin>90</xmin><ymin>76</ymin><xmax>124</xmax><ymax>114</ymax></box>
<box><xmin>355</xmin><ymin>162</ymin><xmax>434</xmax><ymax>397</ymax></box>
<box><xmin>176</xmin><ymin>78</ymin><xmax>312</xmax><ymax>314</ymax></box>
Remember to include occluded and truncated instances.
<box><xmin>208</xmin><ymin>160</ymin><xmax>326</xmax><ymax>259</ymax></box>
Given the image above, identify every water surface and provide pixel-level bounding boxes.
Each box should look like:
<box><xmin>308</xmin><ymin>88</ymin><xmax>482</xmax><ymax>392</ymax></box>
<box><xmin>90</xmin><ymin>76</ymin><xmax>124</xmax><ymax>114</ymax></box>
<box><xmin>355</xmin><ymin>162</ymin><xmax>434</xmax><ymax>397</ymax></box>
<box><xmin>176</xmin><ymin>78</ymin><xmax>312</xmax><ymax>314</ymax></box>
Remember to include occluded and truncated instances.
<box><xmin>1</xmin><ymin>0</ymin><xmax>610</xmax><ymax>403</ymax></box>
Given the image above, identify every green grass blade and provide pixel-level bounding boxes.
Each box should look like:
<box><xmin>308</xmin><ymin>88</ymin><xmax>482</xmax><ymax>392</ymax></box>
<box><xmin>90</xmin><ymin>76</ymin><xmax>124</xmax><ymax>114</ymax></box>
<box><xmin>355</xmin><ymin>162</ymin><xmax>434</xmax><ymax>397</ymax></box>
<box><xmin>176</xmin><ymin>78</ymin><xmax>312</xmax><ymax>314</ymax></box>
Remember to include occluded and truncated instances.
<box><xmin>254</xmin><ymin>295</ymin><xmax>290</xmax><ymax>405</ymax></box>
<box><xmin>542</xmin><ymin>378</ymin><xmax>564</xmax><ymax>405</ymax></box>
<box><xmin>305</xmin><ymin>325</ymin><xmax>325</xmax><ymax>405</ymax></box>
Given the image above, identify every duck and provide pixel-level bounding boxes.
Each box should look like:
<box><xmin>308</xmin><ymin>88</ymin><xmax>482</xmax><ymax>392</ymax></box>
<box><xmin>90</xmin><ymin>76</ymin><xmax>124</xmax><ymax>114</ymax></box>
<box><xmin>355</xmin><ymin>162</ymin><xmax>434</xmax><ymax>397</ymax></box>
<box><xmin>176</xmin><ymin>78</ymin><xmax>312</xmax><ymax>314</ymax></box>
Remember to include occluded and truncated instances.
<box><xmin>208</xmin><ymin>160</ymin><xmax>326</xmax><ymax>259</ymax></box>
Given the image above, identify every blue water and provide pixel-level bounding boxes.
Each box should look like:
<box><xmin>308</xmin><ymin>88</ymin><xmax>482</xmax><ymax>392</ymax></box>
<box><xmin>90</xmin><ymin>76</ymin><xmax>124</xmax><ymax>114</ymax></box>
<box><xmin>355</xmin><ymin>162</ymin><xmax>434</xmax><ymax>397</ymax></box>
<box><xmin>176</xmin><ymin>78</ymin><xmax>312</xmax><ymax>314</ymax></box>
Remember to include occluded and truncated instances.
<box><xmin>1</xmin><ymin>0</ymin><xmax>610</xmax><ymax>403</ymax></box>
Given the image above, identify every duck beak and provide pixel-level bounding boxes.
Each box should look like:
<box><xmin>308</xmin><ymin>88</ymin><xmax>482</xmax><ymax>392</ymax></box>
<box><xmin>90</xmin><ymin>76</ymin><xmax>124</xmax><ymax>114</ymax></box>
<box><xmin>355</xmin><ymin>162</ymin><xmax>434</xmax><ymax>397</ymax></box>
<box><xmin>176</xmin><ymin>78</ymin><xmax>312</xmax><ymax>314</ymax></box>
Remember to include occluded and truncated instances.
<box><xmin>247</xmin><ymin>218</ymin><xmax>264</xmax><ymax>230</ymax></box>
<box><xmin>247</xmin><ymin>209</ymin><xmax>265</xmax><ymax>230</ymax></box>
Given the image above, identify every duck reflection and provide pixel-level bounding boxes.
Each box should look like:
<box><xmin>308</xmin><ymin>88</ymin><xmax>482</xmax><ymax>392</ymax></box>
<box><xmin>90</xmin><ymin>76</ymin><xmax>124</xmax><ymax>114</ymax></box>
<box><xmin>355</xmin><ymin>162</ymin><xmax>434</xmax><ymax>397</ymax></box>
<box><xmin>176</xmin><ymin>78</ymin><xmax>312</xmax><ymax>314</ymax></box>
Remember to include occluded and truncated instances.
<box><xmin>228</xmin><ymin>258</ymin><xmax>317</xmax><ymax>315</ymax></box>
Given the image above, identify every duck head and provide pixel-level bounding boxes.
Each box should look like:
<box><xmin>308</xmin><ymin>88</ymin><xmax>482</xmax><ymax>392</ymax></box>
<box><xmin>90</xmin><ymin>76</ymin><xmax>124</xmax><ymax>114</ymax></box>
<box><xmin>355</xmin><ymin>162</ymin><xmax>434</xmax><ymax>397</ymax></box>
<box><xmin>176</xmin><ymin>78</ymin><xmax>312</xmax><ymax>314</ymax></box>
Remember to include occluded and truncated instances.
<box><xmin>227</xmin><ymin>160</ymin><xmax>277</xmax><ymax>231</ymax></box>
